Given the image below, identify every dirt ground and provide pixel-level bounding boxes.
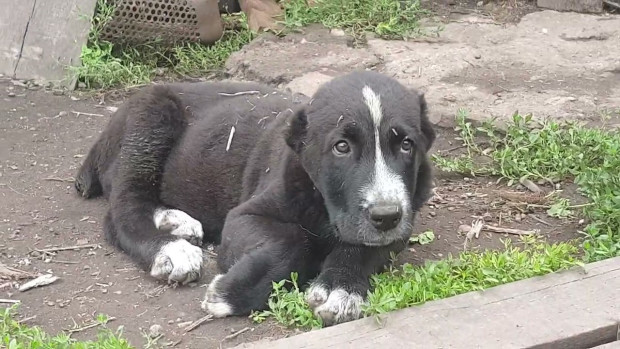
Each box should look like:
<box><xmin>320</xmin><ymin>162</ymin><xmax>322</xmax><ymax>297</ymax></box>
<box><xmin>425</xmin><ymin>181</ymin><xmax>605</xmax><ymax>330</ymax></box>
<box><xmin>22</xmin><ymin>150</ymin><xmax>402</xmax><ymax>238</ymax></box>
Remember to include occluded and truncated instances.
<box><xmin>0</xmin><ymin>2</ymin><xmax>612</xmax><ymax>348</ymax></box>
<box><xmin>0</xmin><ymin>78</ymin><xmax>585</xmax><ymax>348</ymax></box>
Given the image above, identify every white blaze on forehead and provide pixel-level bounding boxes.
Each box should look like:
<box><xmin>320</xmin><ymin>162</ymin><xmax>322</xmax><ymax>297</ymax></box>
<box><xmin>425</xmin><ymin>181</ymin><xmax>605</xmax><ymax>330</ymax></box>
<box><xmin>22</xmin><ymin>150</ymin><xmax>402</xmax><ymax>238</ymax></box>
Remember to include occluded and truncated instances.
<box><xmin>361</xmin><ymin>86</ymin><xmax>409</xmax><ymax>211</ymax></box>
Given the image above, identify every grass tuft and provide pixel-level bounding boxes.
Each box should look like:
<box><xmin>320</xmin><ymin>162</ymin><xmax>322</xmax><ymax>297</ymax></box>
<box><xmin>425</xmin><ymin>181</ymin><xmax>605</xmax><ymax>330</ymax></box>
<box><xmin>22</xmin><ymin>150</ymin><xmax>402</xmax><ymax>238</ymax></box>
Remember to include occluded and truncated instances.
<box><xmin>1</xmin><ymin>305</ymin><xmax>132</xmax><ymax>348</ymax></box>
<box><xmin>282</xmin><ymin>0</ymin><xmax>428</xmax><ymax>39</ymax></box>
<box><xmin>251</xmin><ymin>272</ymin><xmax>323</xmax><ymax>329</ymax></box>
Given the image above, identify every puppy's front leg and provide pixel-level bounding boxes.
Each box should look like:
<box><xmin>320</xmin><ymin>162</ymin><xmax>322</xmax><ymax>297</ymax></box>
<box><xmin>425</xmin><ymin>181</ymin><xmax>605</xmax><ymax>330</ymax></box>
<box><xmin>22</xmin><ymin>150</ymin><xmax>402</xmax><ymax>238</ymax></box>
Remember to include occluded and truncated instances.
<box><xmin>201</xmin><ymin>214</ymin><xmax>319</xmax><ymax>318</ymax></box>
<box><xmin>307</xmin><ymin>241</ymin><xmax>406</xmax><ymax>326</ymax></box>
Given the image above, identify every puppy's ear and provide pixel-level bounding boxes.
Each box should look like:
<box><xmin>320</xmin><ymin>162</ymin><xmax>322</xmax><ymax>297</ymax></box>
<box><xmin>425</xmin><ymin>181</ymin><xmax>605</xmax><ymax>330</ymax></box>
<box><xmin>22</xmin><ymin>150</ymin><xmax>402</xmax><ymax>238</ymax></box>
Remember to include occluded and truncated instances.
<box><xmin>285</xmin><ymin>107</ymin><xmax>308</xmax><ymax>153</ymax></box>
<box><xmin>418</xmin><ymin>92</ymin><xmax>436</xmax><ymax>153</ymax></box>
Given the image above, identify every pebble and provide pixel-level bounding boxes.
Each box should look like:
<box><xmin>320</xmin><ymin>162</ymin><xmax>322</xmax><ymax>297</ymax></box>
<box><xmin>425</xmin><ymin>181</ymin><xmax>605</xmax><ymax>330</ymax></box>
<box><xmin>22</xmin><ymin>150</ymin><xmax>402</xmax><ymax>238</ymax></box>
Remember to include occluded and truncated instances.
<box><xmin>8</xmin><ymin>92</ymin><xmax>15</xmax><ymax>97</ymax></box>
<box><xmin>330</xmin><ymin>28</ymin><xmax>345</xmax><ymax>37</ymax></box>
<box><xmin>149</xmin><ymin>324</ymin><xmax>162</xmax><ymax>338</ymax></box>
<box><xmin>429</xmin><ymin>211</ymin><xmax>437</xmax><ymax>217</ymax></box>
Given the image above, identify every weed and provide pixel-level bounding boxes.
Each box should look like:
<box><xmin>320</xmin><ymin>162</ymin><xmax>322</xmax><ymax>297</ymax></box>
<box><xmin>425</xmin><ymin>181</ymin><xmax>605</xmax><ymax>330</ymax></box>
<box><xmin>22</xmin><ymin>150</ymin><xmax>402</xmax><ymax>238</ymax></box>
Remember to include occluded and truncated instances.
<box><xmin>1</xmin><ymin>305</ymin><xmax>133</xmax><ymax>348</ymax></box>
<box><xmin>434</xmin><ymin>111</ymin><xmax>620</xmax><ymax>261</ymax></box>
<box><xmin>251</xmin><ymin>272</ymin><xmax>322</xmax><ymax>329</ymax></box>
<box><xmin>282</xmin><ymin>0</ymin><xmax>428</xmax><ymax>39</ymax></box>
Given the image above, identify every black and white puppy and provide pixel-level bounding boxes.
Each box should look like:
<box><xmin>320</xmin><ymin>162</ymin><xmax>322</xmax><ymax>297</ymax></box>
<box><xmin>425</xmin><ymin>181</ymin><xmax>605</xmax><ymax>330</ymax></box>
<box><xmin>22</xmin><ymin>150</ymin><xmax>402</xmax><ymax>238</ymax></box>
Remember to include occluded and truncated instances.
<box><xmin>75</xmin><ymin>70</ymin><xmax>436</xmax><ymax>326</ymax></box>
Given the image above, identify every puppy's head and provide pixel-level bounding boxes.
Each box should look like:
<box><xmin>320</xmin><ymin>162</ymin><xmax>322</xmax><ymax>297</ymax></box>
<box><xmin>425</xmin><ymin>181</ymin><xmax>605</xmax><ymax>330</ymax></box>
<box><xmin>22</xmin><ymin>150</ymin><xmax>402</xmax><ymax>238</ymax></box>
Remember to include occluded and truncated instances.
<box><xmin>286</xmin><ymin>71</ymin><xmax>436</xmax><ymax>246</ymax></box>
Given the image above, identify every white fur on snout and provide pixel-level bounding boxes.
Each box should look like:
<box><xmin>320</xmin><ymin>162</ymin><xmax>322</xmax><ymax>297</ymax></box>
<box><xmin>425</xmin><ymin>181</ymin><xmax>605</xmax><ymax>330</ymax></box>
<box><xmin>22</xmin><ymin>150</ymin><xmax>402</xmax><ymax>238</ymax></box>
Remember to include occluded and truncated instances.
<box><xmin>153</xmin><ymin>208</ymin><xmax>204</xmax><ymax>244</ymax></box>
<box><xmin>201</xmin><ymin>274</ymin><xmax>234</xmax><ymax>318</ymax></box>
<box><xmin>361</xmin><ymin>86</ymin><xmax>410</xmax><ymax>217</ymax></box>
<box><xmin>150</xmin><ymin>239</ymin><xmax>203</xmax><ymax>284</ymax></box>
<box><xmin>307</xmin><ymin>285</ymin><xmax>364</xmax><ymax>325</ymax></box>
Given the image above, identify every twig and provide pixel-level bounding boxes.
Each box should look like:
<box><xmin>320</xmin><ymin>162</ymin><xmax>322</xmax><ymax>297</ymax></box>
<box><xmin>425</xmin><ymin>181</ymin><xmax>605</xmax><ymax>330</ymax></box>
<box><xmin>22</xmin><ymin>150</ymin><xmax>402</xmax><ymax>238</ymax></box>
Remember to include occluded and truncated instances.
<box><xmin>35</xmin><ymin>244</ymin><xmax>99</xmax><ymax>254</ymax></box>
<box><xmin>225</xmin><ymin>126</ymin><xmax>236</xmax><ymax>152</ymax></box>
<box><xmin>483</xmin><ymin>225</ymin><xmax>537</xmax><ymax>236</ymax></box>
<box><xmin>223</xmin><ymin>327</ymin><xmax>251</xmax><ymax>341</ymax></box>
<box><xmin>19</xmin><ymin>274</ymin><xmax>59</xmax><ymax>292</ymax></box>
<box><xmin>441</xmin><ymin>144</ymin><xmax>467</xmax><ymax>153</ymax></box>
<box><xmin>43</xmin><ymin>177</ymin><xmax>75</xmax><ymax>183</ymax></box>
<box><xmin>530</xmin><ymin>214</ymin><xmax>553</xmax><ymax>227</ymax></box>
<box><xmin>48</xmin><ymin>260</ymin><xmax>79</xmax><ymax>265</ymax></box>
<box><xmin>71</xmin><ymin>111</ymin><xmax>104</xmax><ymax>117</ymax></box>
<box><xmin>18</xmin><ymin>315</ymin><xmax>36</xmax><ymax>323</ymax></box>
<box><xmin>527</xmin><ymin>203</ymin><xmax>594</xmax><ymax>209</ymax></box>
<box><xmin>0</xmin><ymin>263</ymin><xmax>37</xmax><ymax>280</ymax></box>
<box><xmin>67</xmin><ymin>317</ymin><xmax>116</xmax><ymax>333</ymax></box>
<box><xmin>0</xmin><ymin>299</ymin><xmax>20</xmax><ymax>304</ymax></box>
<box><xmin>218</xmin><ymin>91</ymin><xmax>260</xmax><ymax>97</ymax></box>
<box><xmin>184</xmin><ymin>314</ymin><xmax>213</xmax><ymax>333</ymax></box>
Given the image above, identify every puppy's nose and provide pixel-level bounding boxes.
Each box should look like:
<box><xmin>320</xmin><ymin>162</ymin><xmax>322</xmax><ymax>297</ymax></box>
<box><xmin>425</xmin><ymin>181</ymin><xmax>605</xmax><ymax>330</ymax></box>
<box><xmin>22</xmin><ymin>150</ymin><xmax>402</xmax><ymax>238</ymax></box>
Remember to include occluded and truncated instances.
<box><xmin>369</xmin><ymin>204</ymin><xmax>402</xmax><ymax>231</ymax></box>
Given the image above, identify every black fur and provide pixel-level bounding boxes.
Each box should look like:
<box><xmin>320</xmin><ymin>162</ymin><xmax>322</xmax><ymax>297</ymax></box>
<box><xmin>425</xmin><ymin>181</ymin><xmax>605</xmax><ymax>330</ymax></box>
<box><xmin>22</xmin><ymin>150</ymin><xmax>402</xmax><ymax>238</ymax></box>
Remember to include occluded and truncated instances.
<box><xmin>75</xmin><ymin>71</ymin><xmax>436</xmax><ymax>324</ymax></box>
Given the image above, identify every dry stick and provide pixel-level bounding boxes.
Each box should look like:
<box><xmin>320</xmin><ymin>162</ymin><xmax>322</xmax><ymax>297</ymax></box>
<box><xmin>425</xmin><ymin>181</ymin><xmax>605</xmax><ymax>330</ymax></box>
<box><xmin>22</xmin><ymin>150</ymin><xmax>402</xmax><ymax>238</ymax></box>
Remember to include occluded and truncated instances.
<box><xmin>43</xmin><ymin>177</ymin><xmax>75</xmax><ymax>182</ymax></box>
<box><xmin>35</xmin><ymin>244</ymin><xmax>100</xmax><ymax>254</ymax></box>
<box><xmin>18</xmin><ymin>315</ymin><xmax>36</xmax><ymax>323</ymax></box>
<box><xmin>68</xmin><ymin>317</ymin><xmax>116</xmax><ymax>333</ymax></box>
<box><xmin>71</xmin><ymin>111</ymin><xmax>104</xmax><ymax>117</ymax></box>
<box><xmin>48</xmin><ymin>260</ymin><xmax>79</xmax><ymax>265</ymax></box>
<box><xmin>0</xmin><ymin>299</ymin><xmax>20</xmax><ymax>304</ymax></box>
<box><xmin>218</xmin><ymin>91</ymin><xmax>260</xmax><ymax>97</ymax></box>
<box><xmin>184</xmin><ymin>314</ymin><xmax>213</xmax><ymax>333</ymax></box>
<box><xmin>483</xmin><ymin>224</ymin><xmax>537</xmax><ymax>236</ymax></box>
<box><xmin>223</xmin><ymin>327</ymin><xmax>251</xmax><ymax>341</ymax></box>
<box><xmin>226</xmin><ymin>126</ymin><xmax>236</xmax><ymax>152</ymax></box>
<box><xmin>530</xmin><ymin>214</ymin><xmax>553</xmax><ymax>227</ymax></box>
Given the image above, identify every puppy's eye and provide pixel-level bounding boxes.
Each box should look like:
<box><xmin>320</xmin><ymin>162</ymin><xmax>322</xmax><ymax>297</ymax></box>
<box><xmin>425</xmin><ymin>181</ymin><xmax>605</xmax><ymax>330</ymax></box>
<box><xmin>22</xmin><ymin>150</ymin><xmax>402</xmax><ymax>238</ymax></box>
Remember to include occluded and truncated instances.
<box><xmin>333</xmin><ymin>141</ymin><xmax>350</xmax><ymax>155</ymax></box>
<box><xmin>401</xmin><ymin>139</ymin><xmax>414</xmax><ymax>153</ymax></box>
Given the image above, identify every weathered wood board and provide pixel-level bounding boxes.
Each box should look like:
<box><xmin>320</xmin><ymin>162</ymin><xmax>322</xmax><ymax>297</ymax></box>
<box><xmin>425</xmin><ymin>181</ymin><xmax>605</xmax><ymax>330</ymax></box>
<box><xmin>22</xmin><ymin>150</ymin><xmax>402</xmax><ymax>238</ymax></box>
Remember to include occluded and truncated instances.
<box><xmin>237</xmin><ymin>257</ymin><xmax>620</xmax><ymax>349</ymax></box>
<box><xmin>0</xmin><ymin>0</ymin><xmax>97</xmax><ymax>88</ymax></box>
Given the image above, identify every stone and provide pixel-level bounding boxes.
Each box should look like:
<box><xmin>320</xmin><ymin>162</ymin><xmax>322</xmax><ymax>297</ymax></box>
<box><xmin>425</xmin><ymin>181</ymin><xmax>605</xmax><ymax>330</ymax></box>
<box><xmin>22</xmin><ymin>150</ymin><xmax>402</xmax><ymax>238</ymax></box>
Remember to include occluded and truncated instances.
<box><xmin>537</xmin><ymin>0</ymin><xmax>603</xmax><ymax>13</ymax></box>
<box><xmin>285</xmin><ymin>71</ymin><xmax>334</xmax><ymax>98</ymax></box>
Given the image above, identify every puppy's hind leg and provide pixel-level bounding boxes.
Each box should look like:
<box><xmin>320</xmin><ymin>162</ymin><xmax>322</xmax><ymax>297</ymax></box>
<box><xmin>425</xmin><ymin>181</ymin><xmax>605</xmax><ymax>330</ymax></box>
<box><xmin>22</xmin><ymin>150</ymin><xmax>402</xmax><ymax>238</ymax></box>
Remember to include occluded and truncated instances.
<box><xmin>109</xmin><ymin>86</ymin><xmax>203</xmax><ymax>284</ymax></box>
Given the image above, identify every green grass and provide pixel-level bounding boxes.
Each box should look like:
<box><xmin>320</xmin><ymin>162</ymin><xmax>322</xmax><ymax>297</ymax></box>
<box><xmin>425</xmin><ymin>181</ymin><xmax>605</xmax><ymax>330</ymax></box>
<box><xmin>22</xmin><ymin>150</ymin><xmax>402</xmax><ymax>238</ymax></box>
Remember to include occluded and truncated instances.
<box><xmin>1</xmin><ymin>306</ymin><xmax>133</xmax><ymax>349</ymax></box>
<box><xmin>282</xmin><ymin>0</ymin><xmax>428</xmax><ymax>39</ymax></box>
<box><xmin>251</xmin><ymin>237</ymin><xmax>579</xmax><ymax>329</ymax></box>
<box><xmin>71</xmin><ymin>0</ymin><xmax>254</xmax><ymax>89</ymax></box>
<box><xmin>433</xmin><ymin>110</ymin><xmax>620</xmax><ymax>261</ymax></box>
<box><xmin>252</xmin><ymin>110</ymin><xmax>619</xmax><ymax>329</ymax></box>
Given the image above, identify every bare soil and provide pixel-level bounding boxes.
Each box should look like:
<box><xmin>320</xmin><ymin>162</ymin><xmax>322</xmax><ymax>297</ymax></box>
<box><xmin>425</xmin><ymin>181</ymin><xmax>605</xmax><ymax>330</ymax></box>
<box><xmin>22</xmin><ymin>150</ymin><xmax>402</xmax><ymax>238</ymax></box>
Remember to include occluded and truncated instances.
<box><xmin>0</xmin><ymin>76</ymin><xmax>585</xmax><ymax>348</ymax></box>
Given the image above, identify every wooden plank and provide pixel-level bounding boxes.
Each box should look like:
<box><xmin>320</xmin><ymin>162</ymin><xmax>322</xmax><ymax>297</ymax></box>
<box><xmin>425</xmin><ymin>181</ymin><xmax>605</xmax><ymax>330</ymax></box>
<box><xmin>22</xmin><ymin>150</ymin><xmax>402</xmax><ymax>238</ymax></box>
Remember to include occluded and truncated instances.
<box><xmin>537</xmin><ymin>0</ymin><xmax>604</xmax><ymax>13</ymax></box>
<box><xmin>237</xmin><ymin>257</ymin><xmax>620</xmax><ymax>349</ymax></box>
<box><xmin>0</xmin><ymin>0</ymin><xmax>36</xmax><ymax>76</ymax></box>
<box><xmin>12</xmin><ymin>0</ymin><xmax>97</xmax><ymax>88</ymax></box>
<box><xmin>592</xmin><ymin>342</ymin><xmax>620</xmax><ymax>349</ymax></box>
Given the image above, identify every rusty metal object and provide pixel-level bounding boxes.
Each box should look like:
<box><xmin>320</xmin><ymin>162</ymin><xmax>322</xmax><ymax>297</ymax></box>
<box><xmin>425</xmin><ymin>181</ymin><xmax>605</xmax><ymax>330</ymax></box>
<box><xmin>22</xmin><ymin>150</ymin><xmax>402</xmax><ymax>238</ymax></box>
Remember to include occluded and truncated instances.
<box><xmin>99</xmin><ymin>0</ymin><xmax>223</xmax><ymax>46</ymax></box>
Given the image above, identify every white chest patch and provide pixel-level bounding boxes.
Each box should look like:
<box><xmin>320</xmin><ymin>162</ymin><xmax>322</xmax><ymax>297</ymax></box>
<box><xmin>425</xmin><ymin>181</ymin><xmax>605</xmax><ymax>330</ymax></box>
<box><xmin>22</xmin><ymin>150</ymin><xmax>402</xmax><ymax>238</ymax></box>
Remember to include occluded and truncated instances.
<box><xmin>361</xmin><ymin>86</ymin><xmax>409</xmax><ymax>211</ymax></box>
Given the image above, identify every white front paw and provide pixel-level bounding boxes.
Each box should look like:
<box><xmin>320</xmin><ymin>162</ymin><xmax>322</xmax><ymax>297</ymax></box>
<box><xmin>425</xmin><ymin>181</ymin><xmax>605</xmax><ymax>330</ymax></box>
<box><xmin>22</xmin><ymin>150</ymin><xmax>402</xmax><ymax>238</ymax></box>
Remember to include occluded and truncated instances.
<box><xmin>201</xmin><ymin>274</ymin><xmax>234</xmax><ymax>318</ymax></box>
<box><xmin>153</xmin><ymin>208</ymin><xmax>204</xmax><ymax>245</ymax></box>
<box><xmin>306</xmin><ymin>284</ymin><xmax>364</xmax><ymax>326</ymax></box>
<box><xmin>150</xmin><ymin>239</ymin><xmax>203</xmax><ymax>284</ymax></box>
